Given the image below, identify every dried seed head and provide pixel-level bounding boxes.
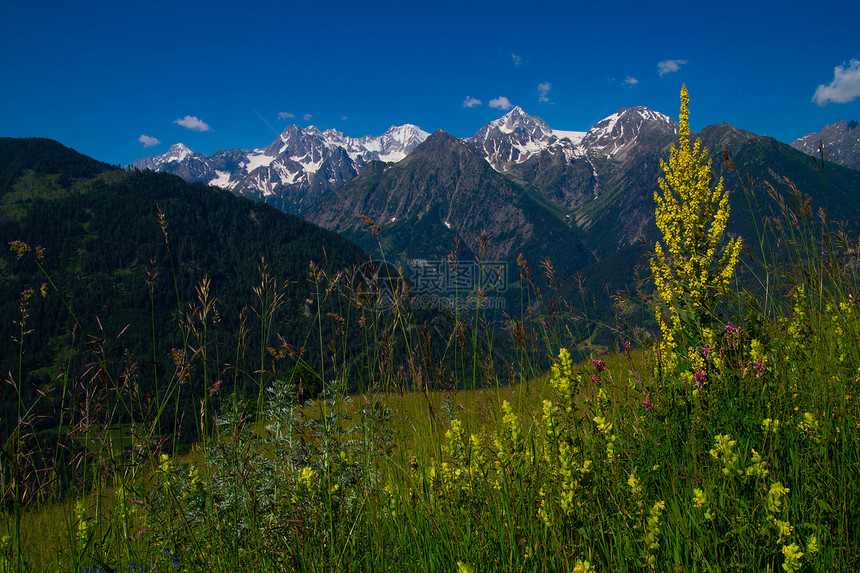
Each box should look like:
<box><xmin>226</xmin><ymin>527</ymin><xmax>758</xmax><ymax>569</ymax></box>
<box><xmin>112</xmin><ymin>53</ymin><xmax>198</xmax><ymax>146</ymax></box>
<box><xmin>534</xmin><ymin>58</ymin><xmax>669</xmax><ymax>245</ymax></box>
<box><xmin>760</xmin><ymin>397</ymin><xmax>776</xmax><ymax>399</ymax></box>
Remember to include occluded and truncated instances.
<box><xmin>156</xmin><ymin>205</ymin><xmax>169</xmax><ymax>243</ymax></box>
<box><xmin>9</xmin><ymin>240</ymin><xmax>31</xmax><ymax>258</ymax></box>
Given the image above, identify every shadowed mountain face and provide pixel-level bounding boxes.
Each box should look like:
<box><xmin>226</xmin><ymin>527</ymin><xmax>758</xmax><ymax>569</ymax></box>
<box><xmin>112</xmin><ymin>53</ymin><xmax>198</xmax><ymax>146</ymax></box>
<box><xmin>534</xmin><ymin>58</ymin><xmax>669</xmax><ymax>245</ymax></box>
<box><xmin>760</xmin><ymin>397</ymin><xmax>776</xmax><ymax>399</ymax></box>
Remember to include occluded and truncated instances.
<box><xmin>299</xmin><ymin>107</ymin><xmax>685</xmax><ymax>270</ymax></box>
<box><xmin>304</xmin><ymin>130</ymin><xmax>596</xmax><ymax>278</ymax></box>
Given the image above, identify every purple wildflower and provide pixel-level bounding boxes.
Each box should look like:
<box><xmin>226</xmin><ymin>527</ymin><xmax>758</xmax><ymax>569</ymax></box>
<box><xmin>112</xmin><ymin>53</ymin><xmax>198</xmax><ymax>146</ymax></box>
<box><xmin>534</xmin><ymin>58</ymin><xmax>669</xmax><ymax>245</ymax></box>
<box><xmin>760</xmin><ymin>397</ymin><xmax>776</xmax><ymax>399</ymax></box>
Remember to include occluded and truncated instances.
<box><xmin>695</xmin><ymin>369</ymin><xmax>707</xmax><ymax>390</ymax></box>
<box><xmin>753</xmin><ymin>358</ymin><xmax>766</xmax><ymax>379</ymax></box>
<box><xmin>642</xmin><ymin>390</ymin><xmax>654</xmax><ymax>412</ymax></box>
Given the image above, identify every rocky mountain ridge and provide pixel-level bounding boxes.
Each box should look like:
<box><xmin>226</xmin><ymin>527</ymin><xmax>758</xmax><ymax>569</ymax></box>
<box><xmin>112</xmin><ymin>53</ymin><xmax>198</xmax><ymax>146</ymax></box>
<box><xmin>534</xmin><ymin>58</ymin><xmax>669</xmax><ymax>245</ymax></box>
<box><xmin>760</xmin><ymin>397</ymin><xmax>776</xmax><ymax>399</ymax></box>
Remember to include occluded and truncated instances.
<box><xmin>129</xmin><ymin>124</ymin><xmax>429</xmax><ymax>213</ymax></box>
<box><xmin>130</xmin><ymin>106</ymin><xmax>683</xmax><ymax>218</ymax></box>
<box><xmin>792</xmin><ymin>120</ymin><xmax>860</xmax><ymax>172</ymax></box>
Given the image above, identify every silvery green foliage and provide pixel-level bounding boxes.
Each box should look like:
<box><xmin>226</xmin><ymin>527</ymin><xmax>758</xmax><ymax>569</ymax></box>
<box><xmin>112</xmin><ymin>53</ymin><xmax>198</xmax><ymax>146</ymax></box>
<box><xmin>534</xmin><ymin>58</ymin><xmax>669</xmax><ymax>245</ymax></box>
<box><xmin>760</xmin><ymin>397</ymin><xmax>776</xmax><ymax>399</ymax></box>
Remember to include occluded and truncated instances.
<box><xmin>149</xmin><ymin>375</ymin><xmax>393</xmax><ymax>557</ymax></box>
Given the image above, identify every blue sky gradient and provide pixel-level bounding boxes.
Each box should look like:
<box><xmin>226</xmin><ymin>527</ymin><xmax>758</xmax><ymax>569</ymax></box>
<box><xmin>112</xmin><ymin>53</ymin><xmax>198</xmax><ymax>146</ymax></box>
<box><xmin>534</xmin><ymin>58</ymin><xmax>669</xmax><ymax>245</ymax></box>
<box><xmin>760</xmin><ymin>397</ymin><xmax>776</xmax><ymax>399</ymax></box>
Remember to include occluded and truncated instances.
<box><xmin>2</xmin><ymin>0</ymin><xmax>859</xmax><ymax>166</ymax></box>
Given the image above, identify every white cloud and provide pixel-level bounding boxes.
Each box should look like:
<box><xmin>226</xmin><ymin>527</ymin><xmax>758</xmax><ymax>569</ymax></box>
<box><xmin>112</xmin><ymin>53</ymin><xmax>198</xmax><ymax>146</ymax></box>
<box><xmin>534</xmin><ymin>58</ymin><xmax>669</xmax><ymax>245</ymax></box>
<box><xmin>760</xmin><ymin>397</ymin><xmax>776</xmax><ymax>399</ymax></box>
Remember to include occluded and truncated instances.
<box><xmin>303</xmin><ymin>113</ymin><xmax>313</xmax><ymax>121</ymax></box>
<box><xmin>538</xmin><ymin>82</ymin><xmax>551</xmax><ymax>102</ymax></box>
<box><xmin>138</xmin><ymin>134</ymin><xmax>161</xmax><ymax>148</ymax></box>
<box><xmin>174</xmin><ymin>116</ymin><xmax>212</xmax><ymax>132</ymax></box>
<box><xmin>463</xmin><ymin>96</ymin><xmax>482</xmax><ymax>108</ymax></box>
<box><xmin>623</xmin><ymin>76</ymin><xmax>639</xmax><ymax>87</ymax></box>
<box><xmin>489</xmin><ymin>96</ymin><xmax>513</xmax><ymax>111</ymax></box>
<box><xmin>341</xmin><ymin>115</ymin><xmax>349</xmax><ymax>120</ymax></box>
<box><xmin>278</xmin><ymin>111</ymin><xmax>296</xmax><ymax>120</ymax></box>
<box><xmin>657</xmin><ymin>59</ymin><xmax>688</xmax><ymax>76</ymax></box>
<box><xmin>512</xmin><ymin>53</ymin><xmax>523</xmax><ymax>67</ymax></box>
<box><xmin>813</xmin><ymin>59</ymin><xmax>860</xmax><ymax>105</ymax></box>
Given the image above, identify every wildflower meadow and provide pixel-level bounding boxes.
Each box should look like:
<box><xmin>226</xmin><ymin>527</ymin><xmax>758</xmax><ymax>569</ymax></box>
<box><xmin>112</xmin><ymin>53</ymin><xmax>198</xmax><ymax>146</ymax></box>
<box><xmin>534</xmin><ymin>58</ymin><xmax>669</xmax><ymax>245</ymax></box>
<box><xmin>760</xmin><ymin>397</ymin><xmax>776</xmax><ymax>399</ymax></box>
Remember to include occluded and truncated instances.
<box><xmin>2</xmin><ymin>87</ymin><xmax>859</xmax><ymax>572</ymax></box>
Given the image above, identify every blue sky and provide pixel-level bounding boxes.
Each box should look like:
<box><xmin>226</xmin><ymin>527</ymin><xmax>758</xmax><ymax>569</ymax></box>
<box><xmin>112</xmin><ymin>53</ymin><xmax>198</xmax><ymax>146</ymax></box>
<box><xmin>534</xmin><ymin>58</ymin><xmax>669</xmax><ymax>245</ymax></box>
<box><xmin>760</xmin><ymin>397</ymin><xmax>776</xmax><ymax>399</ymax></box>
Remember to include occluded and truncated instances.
<box><xmin>2</xmin><ymin>0</ymin><xmax>859</xmax><ymax>166</ymax></box>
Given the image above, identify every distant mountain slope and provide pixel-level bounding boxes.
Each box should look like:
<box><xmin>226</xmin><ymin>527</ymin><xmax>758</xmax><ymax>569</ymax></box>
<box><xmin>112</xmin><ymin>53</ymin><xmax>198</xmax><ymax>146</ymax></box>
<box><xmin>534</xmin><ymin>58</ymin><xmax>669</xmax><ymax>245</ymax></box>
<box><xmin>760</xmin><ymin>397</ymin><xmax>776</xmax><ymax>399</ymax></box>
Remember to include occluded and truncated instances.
<box><xmin>715</xmin><ymin>130</ymin><xmax>860</xmax><ymax>237</ymax></box>
<box><xmin>792</xmin><ymin>120</ymin><xmax>860</xmax><ymax>172</ymax></box>
<box><xmin>304</xmin><ymin>130</ymin><xmax>596</xmax><ymax>278</ymax></box>
<box><xmin>1</xmin><ymin>137</ymin><xmax>117</xmax><ymax>192</ymax></box>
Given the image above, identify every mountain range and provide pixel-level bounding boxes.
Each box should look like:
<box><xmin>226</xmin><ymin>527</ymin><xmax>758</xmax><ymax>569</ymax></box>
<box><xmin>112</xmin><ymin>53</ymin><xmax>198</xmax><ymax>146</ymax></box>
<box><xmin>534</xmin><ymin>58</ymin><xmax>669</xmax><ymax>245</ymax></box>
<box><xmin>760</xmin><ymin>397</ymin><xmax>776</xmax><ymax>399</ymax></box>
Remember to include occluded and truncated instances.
<box><xmin>131</xmin><ymin>107</ymin><xmax>860</xmax><ymax>316</ymax></box>
<box><xmin>130</xmin><ymin>107</ymin><xmax>686</xmax><ymax>217</ymax></box>
<box><xmin>130</xmin><ymin>124</ymin><xmax>429</xmax><ymax>214</ymax></box>
<box><xmin>133</xmin><ymin>108</ymin><xmax>860</xmax><ymax>218</ymax></box>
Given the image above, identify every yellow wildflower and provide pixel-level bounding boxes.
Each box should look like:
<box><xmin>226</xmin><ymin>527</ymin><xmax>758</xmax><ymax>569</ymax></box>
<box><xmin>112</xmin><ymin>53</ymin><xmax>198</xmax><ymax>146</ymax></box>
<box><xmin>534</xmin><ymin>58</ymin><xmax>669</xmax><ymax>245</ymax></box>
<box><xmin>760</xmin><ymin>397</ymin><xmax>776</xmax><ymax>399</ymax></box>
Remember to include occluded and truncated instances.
<box><xmin>299</xmin><ymin>466</ymin><xmax>317</xmax><ymax>488</ymax></box>
<box><xmin>692</xmin><ymin>487</ymin><xmax>706</xmax><ymax>509</ymax></box>
<box><xmin>781</xmin><ymin>542</ymin><xmax>803</xmax><ymax>572</ymax></box>
<box><xmin>766</xmin><ymin>481</ymin><xmax>789</xmax><ymax>515</ymax></box>
<box><xmin>806</xmin><ymin>534</ymin><xmax>819</xmax><ymax>554</ymax></box>
<box><xmin>745</xmin><ymin>449</ymin><xmax>768</xmax><ymax>478</ymax></box>
<box><xmin>650</xmin><ymin>85</ymin><xmax>742</xmax><ymax>368</ymax></box>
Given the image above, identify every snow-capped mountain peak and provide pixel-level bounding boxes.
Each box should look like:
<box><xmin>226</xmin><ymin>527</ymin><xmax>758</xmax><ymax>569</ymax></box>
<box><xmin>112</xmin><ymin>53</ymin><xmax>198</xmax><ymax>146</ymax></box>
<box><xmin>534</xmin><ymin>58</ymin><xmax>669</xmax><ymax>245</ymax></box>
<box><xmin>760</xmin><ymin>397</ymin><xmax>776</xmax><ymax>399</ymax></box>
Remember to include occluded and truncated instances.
<box><xmin>475</xmin><ymin>106</ymin><xmax>553</xmax><ymax>140</ymax></box>
<box><xmin>166</xmin><ymin>143</ymin><xmax>193</xmax><ymax>161</ymax></box>
<box><xmin>129</xmin><ymin>123</ymin><xmax>430</xmax><ymax>214</ymax></box>
<box><xmin>581</xmin><ymin>106</ymin><xmax>678</xmax><ymax>160</ymax></box>
<box><xmin>128</xmin><ymin>142</ymin><xmax>202</xmax><ymax>172</ymax></box>
<box><xmin>469</xmin><ymin>107</ymin><xmax>578</xmax><ymax>171</ymax></box>
<box><xmin>587</xmin><ymin>107</ymin><xmax>675</xmax><ymax>139</ymax></box>
<box><xmin>633</xmin><ymin>107</ymin><xmax>674</xmax><ymax>126</ymax></box>
<box><xmin>381</xmin><ymin>124</ymin><xmax>431</xmax><ymax>150</ymax></box>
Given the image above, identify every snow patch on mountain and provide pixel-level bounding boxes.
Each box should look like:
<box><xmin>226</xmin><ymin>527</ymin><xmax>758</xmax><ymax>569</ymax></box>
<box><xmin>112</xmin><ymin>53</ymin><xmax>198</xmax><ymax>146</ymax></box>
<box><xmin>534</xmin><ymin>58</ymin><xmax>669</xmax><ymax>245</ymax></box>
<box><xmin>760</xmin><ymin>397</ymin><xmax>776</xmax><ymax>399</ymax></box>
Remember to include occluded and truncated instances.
<box><xmin>210</xmin><ymin>170</ymin><xmax>233</xmax><ymax>188</ymax></box>
<box><xmin>552</xmin><ymin>130</ymin><xmax>587</xmax><ymax>145</ymax></box>
<box><xmin>244</xmin><ymin>152</ymin><xmax>277</xmax><ymax>172</ymax></box>
<box><xmin>792</xmin><ymin>120</ymin><xmax>860</xmax><ymax>172</ymax></box>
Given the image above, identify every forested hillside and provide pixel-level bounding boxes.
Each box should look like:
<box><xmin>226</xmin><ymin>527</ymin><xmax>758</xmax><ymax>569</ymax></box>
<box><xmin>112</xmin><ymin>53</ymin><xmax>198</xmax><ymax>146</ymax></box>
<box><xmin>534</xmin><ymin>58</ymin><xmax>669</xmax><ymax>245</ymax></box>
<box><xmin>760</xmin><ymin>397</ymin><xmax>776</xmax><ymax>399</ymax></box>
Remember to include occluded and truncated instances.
<box><xmin>1</xmin><ymin>138</ymin><xmax>369</xmax><ymax>445</ymax></box>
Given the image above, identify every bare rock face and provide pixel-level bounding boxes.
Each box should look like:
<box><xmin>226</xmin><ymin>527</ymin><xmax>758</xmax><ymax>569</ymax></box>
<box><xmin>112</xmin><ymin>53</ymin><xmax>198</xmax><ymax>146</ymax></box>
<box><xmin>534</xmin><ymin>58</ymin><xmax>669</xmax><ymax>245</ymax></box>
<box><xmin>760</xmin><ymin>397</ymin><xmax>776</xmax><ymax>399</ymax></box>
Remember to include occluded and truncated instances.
<box><xmin>792</xmin><ymin>120</ymin><xmax>860</xmax><ymax>172</ymax></box>
<box><xmin>304</xmin><ymin>130</ymin><xmax>595</xmax><ymax>275</ymax></box>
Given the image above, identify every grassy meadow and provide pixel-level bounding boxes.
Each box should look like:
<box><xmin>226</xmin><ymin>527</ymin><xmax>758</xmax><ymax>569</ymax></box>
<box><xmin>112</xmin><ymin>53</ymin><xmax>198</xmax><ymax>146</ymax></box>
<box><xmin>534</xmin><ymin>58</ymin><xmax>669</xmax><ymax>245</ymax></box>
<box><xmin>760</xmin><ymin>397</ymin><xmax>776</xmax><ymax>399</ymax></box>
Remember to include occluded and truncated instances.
<box><xmin>2</xmin><ymin>91</ymin><xmax>860</xmax><ymax>572</ymax></box>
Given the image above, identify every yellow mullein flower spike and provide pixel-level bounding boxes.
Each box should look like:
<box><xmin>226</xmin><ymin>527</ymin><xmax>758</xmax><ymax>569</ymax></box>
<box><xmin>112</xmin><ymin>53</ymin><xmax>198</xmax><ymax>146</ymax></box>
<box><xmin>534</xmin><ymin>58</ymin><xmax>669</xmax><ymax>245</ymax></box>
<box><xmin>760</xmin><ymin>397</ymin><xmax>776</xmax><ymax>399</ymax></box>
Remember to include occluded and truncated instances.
<box><xmin>650</xmin><ymin>85</ymin><xmax>742</xmax><ymax>371</ymax></box>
